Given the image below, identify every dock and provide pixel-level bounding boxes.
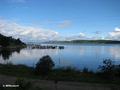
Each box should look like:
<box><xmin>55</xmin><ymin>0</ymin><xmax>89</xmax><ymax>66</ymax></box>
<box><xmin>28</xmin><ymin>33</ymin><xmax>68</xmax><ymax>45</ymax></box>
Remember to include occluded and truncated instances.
<box><xmin>26</xmin><ymin>44</ymin><xmax>65</xmax><ymax>49</ymax></box>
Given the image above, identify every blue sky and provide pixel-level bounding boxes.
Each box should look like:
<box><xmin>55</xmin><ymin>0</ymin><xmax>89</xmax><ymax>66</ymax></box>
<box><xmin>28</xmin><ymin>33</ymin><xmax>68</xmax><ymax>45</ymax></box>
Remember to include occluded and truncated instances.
<box><xmin>0</xmin><ymin>0</ymin><xmax>120</xmax><ymax>42</ymax></box>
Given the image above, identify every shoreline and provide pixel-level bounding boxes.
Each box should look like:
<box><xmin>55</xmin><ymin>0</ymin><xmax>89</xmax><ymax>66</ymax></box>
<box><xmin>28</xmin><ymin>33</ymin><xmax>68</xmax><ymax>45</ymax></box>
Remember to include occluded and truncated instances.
<box><xmin>0</xmin><ymin>63</ymin><xmax>120</xmax><ymax>85</ymax></box>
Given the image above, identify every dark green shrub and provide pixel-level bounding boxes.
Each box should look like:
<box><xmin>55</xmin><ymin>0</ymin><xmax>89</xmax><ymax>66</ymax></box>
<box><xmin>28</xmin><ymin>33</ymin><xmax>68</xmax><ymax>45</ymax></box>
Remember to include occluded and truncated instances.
<box><xmin>0</xmin><ymin>84</ymin><xmax>6</xmax><ymax>90</ymax></box>
<box><xmin>88</xmin><ymin>70</ymin><xmax>94</xmax><ymax>74</ymax></box>
<box><xmin>65</xmin><ymin>66</ymin><xmax>74</xmax><ymax>73</ymax></box>
<box><xmin>98</xmin><ymin>59</ymin><xmax>116</xmax><ymax>80</ymax></box>
<box><xmin>15</xmin><ymin>78</ymin><xmax>33</xmax><ymax>90</ymax></box>
<box><xmin>82</xmin><ymin>67</ymin><xmax>88</xmax><ymax>73</ymax></box>
<box><xmin>116</xmin><ymin>64</ymin><xmax>120</xmax><ymax>76</ymax></box>
<box><xmin>35</xmin><ymin>55</ymin><xmax>55</xmax><ymax>75</ymax></box>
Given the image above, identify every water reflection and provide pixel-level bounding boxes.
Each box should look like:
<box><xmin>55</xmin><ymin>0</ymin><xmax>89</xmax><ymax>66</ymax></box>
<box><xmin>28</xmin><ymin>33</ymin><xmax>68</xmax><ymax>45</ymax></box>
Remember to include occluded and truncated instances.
<box><xmin>55</xmin><ymin>58</ymin><xmax>72</xmax><ymax>68</ymax></box>
<box><xmin>18</xmin><ymin>49</ymin><xmax>58</xmax><ymax>59</ymax></box>
<box><xmin>0</xmin><ymin>49</ymin><xmax>21</xmax><ymax>60</ymax></box>
<box><xmin>0</xmin><ymin>48</ymin><xmax>59</xmax><ymax>67</ymax></box>
<box><xmin>76</xmin><ymin>45</ymin><xmax>120</xmax><ymax>61</ymax></box>
<box><xmin>108</xmin><ymin>46</ymin><xmax>120</xmax><ymax>60</ymax></box>
<box><xmin>0</xmin><ymin>44</ymin><xmax>120</xmax><ymax>71</ymax></box>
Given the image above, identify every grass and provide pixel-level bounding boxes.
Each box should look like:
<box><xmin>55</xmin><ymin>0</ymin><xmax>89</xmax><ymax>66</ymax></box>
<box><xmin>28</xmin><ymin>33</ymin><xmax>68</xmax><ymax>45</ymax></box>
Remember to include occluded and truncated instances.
<box><xmin>0</xmin><ymin>63</ymin><xmax>120</xmax><ymax>84</ymax></box>
<box><xmin>0</xmin><ymin>63</ymin><xmax>38</xmax><ymax>79</ymax></box>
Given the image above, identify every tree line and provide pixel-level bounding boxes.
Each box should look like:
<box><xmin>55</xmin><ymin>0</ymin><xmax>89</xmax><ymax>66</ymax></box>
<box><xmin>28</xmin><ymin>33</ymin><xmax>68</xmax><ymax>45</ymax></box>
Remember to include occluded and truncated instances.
<box><xmin>44</xmin><ymin>40</ymin><xmax>120</xmax><ymax>44</ymax></box>
<box><xmin>0</xmin><ymin>33</ymin><xmax>26</xmax><ymax>47</ymax></box>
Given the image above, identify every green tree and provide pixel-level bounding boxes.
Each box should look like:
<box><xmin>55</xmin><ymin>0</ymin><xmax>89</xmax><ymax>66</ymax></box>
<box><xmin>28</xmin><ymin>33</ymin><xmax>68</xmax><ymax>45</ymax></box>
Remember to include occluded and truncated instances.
<box><xmin>98</xmin><ymin>59</ymin><xmax>116</xmax><ymax>80</ymax></box>
<box><xmin>116</xmin><ymin>64</ymin><xmax>120</xmax><ymax>76</ymax></box>
<box><xmin>15</xmin><ymin>78</ymin><xmax>33</xmax><ymax>90</ymax></box>
<box><xmin>35</xmin><ymin>55</ymin><xmax>55</xmax><ymax>75</ymax></box>
<box><xmin>1</xmin><ymin>37</ymin><xmax>10</xmax><ymax>47</ymax></box>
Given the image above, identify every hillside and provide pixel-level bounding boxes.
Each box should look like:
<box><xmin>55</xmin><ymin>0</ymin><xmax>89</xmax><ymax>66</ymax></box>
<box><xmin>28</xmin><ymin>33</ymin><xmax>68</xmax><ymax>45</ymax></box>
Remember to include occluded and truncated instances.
<box><xmin>44</xmin><ymin>40</ymin><xmax>120</xmax><ymax>44</ymax></box>
<box><xmin>0</xmin><ymin>33</ymin><xmax>26</xmax><ymax>48</ymax></box>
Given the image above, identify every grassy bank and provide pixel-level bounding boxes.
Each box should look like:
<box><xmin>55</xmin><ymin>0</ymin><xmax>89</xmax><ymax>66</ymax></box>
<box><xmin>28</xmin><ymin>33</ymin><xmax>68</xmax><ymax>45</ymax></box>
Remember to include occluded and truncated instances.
<box><xmin>0</xmin><ymin>63</ymin><xmax>120</xmax><ymax>84</ymax></box>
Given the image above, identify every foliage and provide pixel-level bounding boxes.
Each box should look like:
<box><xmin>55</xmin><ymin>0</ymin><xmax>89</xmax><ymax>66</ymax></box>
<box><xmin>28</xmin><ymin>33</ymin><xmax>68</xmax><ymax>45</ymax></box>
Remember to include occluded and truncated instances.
<box><xmin>0</xmin><ymin>63</ymin><xmax>120</xmax><ymax>84</ymax></box>
<box><xmin>98</xmin><ymin>59</ymin><xmax>116</xmax><ymax>80</ymax></box>
<box><xmin>116</xmin><ymin>64</ymin><xmax>120</xmax><ymax>76</ymax></box>
<box><xmin>35</xmin><ymin>55</ymin><xmax>55</xmax><ymax>75</ymax></box>
<box><xmin>82</xmin><ymin>67</ymin><xmax>88</xmax><ymax>73</ymax></box>
<box><xmin>44</xmin><ymin>40</ymin><xmax>120</xmax><ymax>44</ymax></box>
<box><xmin>0</xmin><ymin>78</ymin><xmax>44</xmax><ymax>90</ymax></box>
<box><xmin>0</xmin><ymin>33</ymin><xmax>26</xmax><ymax>47</ymax></box>
<box><xmin>0</xmin><ymin>34</ymin><xmax>10</xmax><ymax>47</ymax></box>
<box><xmin>53</xmin><ymin>66</ymin><xmax>80</xmax><ymax>74</ymax></box>
<box><xmin>6</xmin><ymin>61</ymin><xmax>13</xmax><ymax>66</ymax></box>
<box><xmin>15</xmin><ymin>78</ymin><xmax>33</xmax><ymax>90</ymax></box>
<box><xmin>0</xmin><ymin>63</ymin><xmax>35</xmax><ymax>78</ymax></box>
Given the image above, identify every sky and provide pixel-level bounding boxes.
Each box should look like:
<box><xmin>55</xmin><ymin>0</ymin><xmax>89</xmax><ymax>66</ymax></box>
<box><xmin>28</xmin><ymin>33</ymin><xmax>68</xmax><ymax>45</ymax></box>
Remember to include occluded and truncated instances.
<box><xmin>0</xmin><ymin>0</ymin><xmax>120</xmax><ymax>42</ymax></box>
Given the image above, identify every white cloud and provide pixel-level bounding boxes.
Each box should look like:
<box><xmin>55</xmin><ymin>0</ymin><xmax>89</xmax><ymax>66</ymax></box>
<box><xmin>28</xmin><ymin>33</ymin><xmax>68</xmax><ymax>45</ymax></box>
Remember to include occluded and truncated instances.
<box><xmin>0</xmin><ymin>20</ymin><xmax>85</xmax><ymax>41</ymax></box>
<box><xmin>86</xmin><ymin>28</ymin><xmax>120</xmax><ymax>41</ymax></box>
<box><xmin>0</xmin><ymin>20</ymin><xmax>59</xmax><ymax>41</ymax></box>
<box><xmin>0</xmin><ymin>19</ymin><xmax>85</xmax><ymax>41</ymax></box>
<box><xmin>57</xmin><ymin>33</ymin><xmax>85</xmax><ymax>41</ymax></box>
<box><xmin>115</xmin><ymin>27</ymin><xmax>120</xmax><ymax>32</ymax></box>
<box><xmin>108</xmin><ymin>27</ymin><xmax>120</xmax><ymax>40</ymax></box>
<box><xmin>100</xmin><ymin>35</ymin><xmax>105</xmax><ymax>40</ymax></box>
<box><xmin>7</xmin><ymin>0</ymin><xmax>26</xmax><ymax>3</ymax></box>
<box><xmin>58</xmin><ymin>20</ymin><xmax>73</xmax><ymax>28</ymax></box>
<box><xmin>78</xmin><ymin>33</ymin><xmax>85</xmax><ymax>37</ymax></box>
<box><xmin>4</xmin><ymin>19</ymin><xmax>120</xmax><ymax>41</ymax></box>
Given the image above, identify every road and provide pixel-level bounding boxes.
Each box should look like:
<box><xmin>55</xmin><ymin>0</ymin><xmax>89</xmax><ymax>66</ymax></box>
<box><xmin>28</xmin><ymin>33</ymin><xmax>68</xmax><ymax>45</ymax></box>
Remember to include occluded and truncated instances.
<box><xmin>0</xmin><ymin>74</ymin><xmax>120</xmax><ymax>90</ymax></box>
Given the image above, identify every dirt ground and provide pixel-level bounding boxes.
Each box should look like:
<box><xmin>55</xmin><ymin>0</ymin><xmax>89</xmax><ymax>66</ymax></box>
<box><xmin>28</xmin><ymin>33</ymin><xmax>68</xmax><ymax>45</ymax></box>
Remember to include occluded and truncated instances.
<box><xmin>0</xmin><ymin>74</ymin><xmax>120</xmax><ymax>90</ymax></box>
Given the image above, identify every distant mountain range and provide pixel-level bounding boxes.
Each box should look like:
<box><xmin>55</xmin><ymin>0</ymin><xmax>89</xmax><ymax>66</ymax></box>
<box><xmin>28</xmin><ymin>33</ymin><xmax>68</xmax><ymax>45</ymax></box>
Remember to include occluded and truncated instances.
<box><xmin>43</xmin><ymin>40</ymin><xmax>120</xmax><ymax>44</ymax></box>
<box><xmin>1</xmin><ymin>33</ymin><xmax>120</xmax><ymax>46</ymax></box>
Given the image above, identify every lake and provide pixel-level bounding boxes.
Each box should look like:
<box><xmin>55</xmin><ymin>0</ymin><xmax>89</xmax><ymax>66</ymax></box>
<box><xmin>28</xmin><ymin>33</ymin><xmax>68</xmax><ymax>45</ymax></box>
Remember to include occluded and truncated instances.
<box><xmin>0</xmin><ymin>43</ymin><xmax>120</xmax><ymax>72</ymax></box>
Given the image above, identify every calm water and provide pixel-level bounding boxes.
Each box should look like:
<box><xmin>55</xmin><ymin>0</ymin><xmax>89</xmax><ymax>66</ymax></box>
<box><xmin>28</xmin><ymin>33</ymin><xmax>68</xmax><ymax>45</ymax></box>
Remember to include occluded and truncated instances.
<box><xmin>0</xmin><ymin>44</ymin><xmax>120</xmax><ymax>72</ymax></box>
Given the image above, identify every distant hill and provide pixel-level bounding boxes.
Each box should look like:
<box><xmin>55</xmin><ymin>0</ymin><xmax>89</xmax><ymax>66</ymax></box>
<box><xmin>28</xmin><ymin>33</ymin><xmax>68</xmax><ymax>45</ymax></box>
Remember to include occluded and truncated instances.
<box><xmin>0</xmin><ymin>33</ymin><xmax>26</xmax><ymax>48</ymax></box>
<box><xmin>44</xmin><ymin>40</ymin><xmax>120</xmax><ymax>44</ymax></box>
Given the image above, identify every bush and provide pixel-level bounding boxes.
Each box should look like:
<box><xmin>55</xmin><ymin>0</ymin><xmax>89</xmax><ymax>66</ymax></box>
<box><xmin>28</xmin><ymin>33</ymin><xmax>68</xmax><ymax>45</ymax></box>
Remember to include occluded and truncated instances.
<box><xmin>98</xmin><ymin>59</ymin><xmax>116</xmax><ymax>80</ymax></box>
<box><xmin>116</xmin><ymin>64</ymin><xmax>120</xmax><ymax>76</ymax></box>
<box><xmin>82</xmin><ymin>67</ymin><xmax>88</xmax><ymax>73</ymax></box>
<box><xmin>35</xmin><ymin>55</ymin><xmax>55</xmax><ymax>75</ymax></box>
<box><xmin>15</xmin><ymin>78</ymin><xmax>33</xmax><ymax>90</ymax></box>
<box><xmin>0</xmin><ymin>78</ymin><xmax>44</xmax><ymax>90</ymax></box>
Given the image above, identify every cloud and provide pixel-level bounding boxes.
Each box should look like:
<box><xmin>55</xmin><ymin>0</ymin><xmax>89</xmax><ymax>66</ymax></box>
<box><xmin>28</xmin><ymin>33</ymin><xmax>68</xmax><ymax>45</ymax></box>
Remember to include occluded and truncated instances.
<box><xmin>108</xmin><ymin>27</ymin><xmax>120</xmax><ymax>40</ymax></box>
<box><xmin>78</xmin><ymin>33</ymin><xmax>85</xmax><ymax>37</ymax></box>
<box><xmin>115</xmin><ymin>27</ymin><xmax>120</xmax><ymax>32</ymax></box>
<box><xmin>58</xmin><ymin>20</ymin><xmax>73</xmax><ymax>28</ymax></box>
<box><xmin>93</xmin><ymin>31</ymin><xmax>101</xmax><ymax>34</ymax></box>
<box><xmin>0</xmin><ymin>20</ymin><xmax>59</xmax><ymax>41</ymax></box>
<box><xmin>7</xmin><ymin>0</ymin><xmax>26</xmax><ymax>3</ymax></box>
<box><xmin>0</xmin><ymin>19</ymin><xmax>85</xmax><ymax>41</ymax></box>
<box><xmin>3</xmin><ymin>19</ymin><xmax>120</xmax><ymax>41</ymax></box>
<box><xmin>88</xmin><ymin>28</ymin><xmax>120</xmax><ymax>41</ymax></box>
<box><xmin>57</xmin><ymin>33</ymin><xmax>85</xmax><ymax>41</ymax></box>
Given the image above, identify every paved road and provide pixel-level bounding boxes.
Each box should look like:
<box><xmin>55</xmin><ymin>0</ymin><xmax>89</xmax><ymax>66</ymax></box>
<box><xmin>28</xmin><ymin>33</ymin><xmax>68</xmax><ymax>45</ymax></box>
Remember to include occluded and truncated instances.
<box><xmin>0</xmin><ymin>74</ymin><xmax>120</xmax><ymax>90</ymax></box>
